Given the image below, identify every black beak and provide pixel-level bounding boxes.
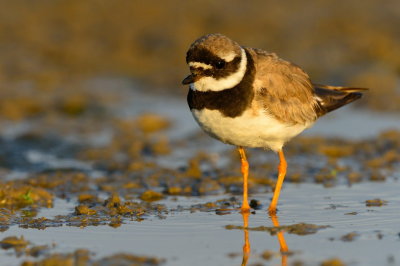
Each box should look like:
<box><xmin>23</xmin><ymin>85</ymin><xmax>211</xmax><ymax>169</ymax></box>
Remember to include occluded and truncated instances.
<box><xmin>182</xmin><ymin>74</ymin><xmax>195</xmax><ymax>85</ymax></box>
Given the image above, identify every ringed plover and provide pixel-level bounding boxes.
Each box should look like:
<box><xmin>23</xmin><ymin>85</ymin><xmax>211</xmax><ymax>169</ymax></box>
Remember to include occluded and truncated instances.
<box><xmin>182</xmin><ymin>34</ymin><xmax>367</xmax><ymax>214</ymax></box>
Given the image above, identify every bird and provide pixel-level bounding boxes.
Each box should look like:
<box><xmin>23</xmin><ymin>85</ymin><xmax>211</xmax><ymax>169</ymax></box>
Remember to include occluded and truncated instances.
<box><xmin>182</xmin><ymin>33</ymin><xmax>367</xmax><ymax>214</ymax></box>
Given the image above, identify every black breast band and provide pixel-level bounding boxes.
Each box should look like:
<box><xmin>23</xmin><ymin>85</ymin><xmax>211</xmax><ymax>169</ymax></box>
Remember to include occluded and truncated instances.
<box><xmin>187</xmin><ymin>49</ymin><xmax>255</xmax><ymax>118</ymax></box>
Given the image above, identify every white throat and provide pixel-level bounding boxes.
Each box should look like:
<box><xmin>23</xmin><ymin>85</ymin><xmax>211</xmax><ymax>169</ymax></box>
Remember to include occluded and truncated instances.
<box><xmin>190</xmin><ymin>48</ymin><xmax>247</xmax><ymax>92</ymax></box>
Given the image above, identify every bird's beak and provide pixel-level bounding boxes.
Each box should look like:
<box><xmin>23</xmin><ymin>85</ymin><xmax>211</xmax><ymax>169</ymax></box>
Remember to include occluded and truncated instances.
<box><xmin>182</xmin><ymin>74</ymin><xmax>195</xmax><ymax>85</ymax></box>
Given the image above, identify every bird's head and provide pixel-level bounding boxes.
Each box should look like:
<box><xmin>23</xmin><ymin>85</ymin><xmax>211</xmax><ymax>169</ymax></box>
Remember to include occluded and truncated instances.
<box><xmin>182</xmin><ymin>34</ymin><xmax>247</xmax><ymax>92</ymax></box>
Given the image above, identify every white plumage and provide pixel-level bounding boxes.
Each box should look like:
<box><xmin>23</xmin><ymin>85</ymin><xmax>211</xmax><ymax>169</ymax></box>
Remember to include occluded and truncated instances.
<box><xmin>192</xmin><ymin>108</ymin><xmax>311</xmax><ymax>152</ymax></box>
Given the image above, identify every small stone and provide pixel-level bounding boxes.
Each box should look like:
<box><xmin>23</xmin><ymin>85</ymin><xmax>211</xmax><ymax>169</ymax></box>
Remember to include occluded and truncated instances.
<box><xmin>75</xmin><ymin>205</ymin><xmax>97</xmax><ymax>215</ymax></box>
<box><xmin>140</xmin><ymin>190</ymin><xmax>164</xmax><ymax>202</ymax></box>
<box><xmin>321</xmin><ymin>258</ymin><xmax>346</xmax><ymax>266</ymax></box>
<box><xmin>249</xmin><ymin>199</ymin><xmax>261</xmax><ymax>209</ymax></box>
<box><xmin>340</xmin><ymin>232</ymin><xmax>359</xmax><ymax>242</ymax></box>
<box><xmin>365</xmin><ymin>198</ymin><xmax>388</xmax><ymax>207</ymax></box>
<box><xmin>261</xmin><ymin>250</ymin><xmax>275</xmax><ymax>260</ymax></box>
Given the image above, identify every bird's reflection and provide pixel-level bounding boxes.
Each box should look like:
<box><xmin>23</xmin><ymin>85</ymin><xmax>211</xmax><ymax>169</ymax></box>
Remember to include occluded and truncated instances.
<box><xmin>240</xmin><ymin>212</ymin><xmax>289</xmax><ymax>266</ymax></box>
<box><xmin>270</xmin><ymin>214</ymin><xmax>289</xmax><ymax>266</ymax></box>
<box><xmin>241</xmin><ymin>211</ymin><xmax>250</xmax><ymax>266</ymax></box>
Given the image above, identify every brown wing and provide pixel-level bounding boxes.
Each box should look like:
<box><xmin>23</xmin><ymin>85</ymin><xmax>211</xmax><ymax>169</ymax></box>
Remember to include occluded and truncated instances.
<box><xmin>313</xmin><ymin>84</ymin><xmax>367</xmax><ymax>117</ymax></box>
<box><xmin>250</xmin><ymin>48</ymin><xmax>318</xmax><ymax>125</ymax></box>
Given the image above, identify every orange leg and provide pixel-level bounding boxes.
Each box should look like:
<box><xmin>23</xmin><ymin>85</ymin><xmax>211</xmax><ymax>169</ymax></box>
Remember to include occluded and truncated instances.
<box><xmin>238</xmin><ymin>147</ymin><xmax>250</xmax><ymax>212</ymax></box>
<box><xmin>268</xmin><ymin>149</ymin><xmax>287</xmax><ymax>215</ymax></box>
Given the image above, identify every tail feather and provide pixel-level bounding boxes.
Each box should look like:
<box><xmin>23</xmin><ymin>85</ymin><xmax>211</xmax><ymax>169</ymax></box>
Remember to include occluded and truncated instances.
<box><xmin>313</xmin><ymin>83</ymin><xmax>368</xmax><ymax>93</ymax></box>
<box><xmin>313</xmin><ymin>83</ymin><xmax>368</xmax><ymax>117</ymax></box>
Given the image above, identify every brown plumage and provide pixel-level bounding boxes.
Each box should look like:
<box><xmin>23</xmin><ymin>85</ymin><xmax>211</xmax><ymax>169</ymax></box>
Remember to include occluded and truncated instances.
<box><xmin>249</xmin><ymin>47</ymin><xmax>367</xmax><ymax>125</ymax></box>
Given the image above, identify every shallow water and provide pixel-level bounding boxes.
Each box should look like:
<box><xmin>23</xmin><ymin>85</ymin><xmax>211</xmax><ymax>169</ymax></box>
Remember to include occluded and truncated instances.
<box><xmin>0</xmin><ymin>79</ymin><xmax>400</xmax><ymax>265</ymax></box>
<box><xmin>2</xmin><ymin>181</ymin><xmax>399</xmax><ymax>266</ymax></box>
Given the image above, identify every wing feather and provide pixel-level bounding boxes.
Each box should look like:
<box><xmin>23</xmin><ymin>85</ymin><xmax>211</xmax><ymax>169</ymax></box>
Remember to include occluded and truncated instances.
<box><xmin>313</xmin><ymin>84</ymin><xmax>367</xmax><ymax>116</ymax></box>
<box><xmin>250</xmin><ymin>48</ymin><xmax>317</xmax><ymax>125</ymax></box>
<box><xmin>249</xmin><ymin>48</ymin><xmax>367</xmax><ymax>124</ymax></box>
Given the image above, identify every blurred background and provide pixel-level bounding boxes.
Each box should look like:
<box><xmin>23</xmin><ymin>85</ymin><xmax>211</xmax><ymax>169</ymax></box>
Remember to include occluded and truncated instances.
<box><xmin>0</xmin><ymin>0</ymin><xmax>399</xmax><ymax>117</ymax></box>
<box><xmin>0</xmin><ymin>3</ymin><xmax>399</xmax><ymax>264</ymax></box>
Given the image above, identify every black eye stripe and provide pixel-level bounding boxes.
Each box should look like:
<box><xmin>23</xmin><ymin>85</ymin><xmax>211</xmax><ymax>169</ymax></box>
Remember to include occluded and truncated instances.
<box><xmin>216</xmin><ymin>61</ymin><xmax>226</xmax><ymax>69</ymax></box>
<box><xmin>186</xmin><ymin>47</ymin><xmax>242</xmax><ymax>79</ymax></box>
<box><xmin>186</xmin><ymin>47</ymin><xmax>221</xmax><ymax>65</ymax></box>
<box><xmin>186</xmin><ymin>48</ymin><xmax>240</xmax><ymax>67</ymax></box>
<box><xmin>213</xmin><ymin>56</ymin><xmax>241</xmax><ymax>79</ymax></box>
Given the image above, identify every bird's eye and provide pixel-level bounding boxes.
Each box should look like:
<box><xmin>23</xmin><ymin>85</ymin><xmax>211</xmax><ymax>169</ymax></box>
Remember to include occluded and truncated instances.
<box><xmin>215</xmin><ymin>61</ymin><xmax>225</xmax><ymax>69</ymax></box>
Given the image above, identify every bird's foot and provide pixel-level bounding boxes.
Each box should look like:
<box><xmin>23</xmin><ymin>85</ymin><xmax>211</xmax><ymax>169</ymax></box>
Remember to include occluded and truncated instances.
<box><xmin>268</xmin><ymin>206</ymin><xmax>277</xmax><ymax>216</ymax></box>
<box><xmin>240</xmin><ymin>203</ymin><xmax>251</xmax><ymax>213</ymax></box>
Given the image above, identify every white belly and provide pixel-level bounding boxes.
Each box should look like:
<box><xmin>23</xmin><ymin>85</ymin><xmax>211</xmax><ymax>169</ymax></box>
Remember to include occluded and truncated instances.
<box><xmin>191</xmin><ymin>109</ymin><xmax>312</xmax><ymax>151</ymax></box>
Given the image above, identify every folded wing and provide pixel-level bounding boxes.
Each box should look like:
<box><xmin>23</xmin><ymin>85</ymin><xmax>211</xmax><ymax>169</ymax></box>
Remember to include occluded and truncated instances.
<box><xmin>313</xmin><ymin>84</ymin><xmax>368</xmax><ymax>117</ymax></box>
<box><xmin>251</xmin><ymin>48</ymin><xmax>318</xmax><ymax>125</ymax></box>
